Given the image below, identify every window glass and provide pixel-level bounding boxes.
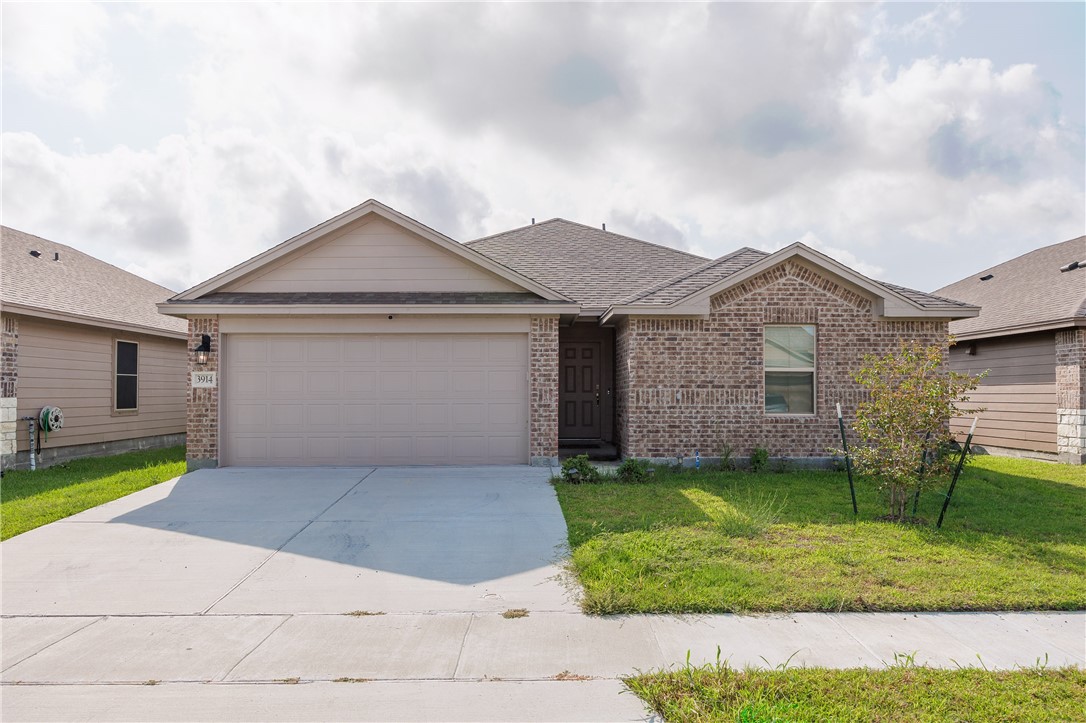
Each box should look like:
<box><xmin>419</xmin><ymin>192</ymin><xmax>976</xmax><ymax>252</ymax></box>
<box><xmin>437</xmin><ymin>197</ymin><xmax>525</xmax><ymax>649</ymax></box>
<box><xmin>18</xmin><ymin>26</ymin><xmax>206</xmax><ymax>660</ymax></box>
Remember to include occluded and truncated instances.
<box><xmin>116</xmin><ymin>341</ymin><xmax>138</xmax><ymax>410</ymax></box>
<box><xmin>764</xmin><ymin>325</ymin><xmax>814</xmax><ymax>414</ymax></box>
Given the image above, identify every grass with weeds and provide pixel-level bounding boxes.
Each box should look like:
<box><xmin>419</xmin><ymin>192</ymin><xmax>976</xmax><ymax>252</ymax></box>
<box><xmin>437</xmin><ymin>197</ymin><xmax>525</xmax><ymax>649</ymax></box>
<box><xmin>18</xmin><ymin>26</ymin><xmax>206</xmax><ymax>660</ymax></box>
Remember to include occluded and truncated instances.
<box><xmin>332</xmin><ymin>677</ymin><xmax>370</xmax><ymax>683</ymax></box>
<box><xmin>626</xmin><ymin>659</ymin><xmax>1086</xmax><ymax>723</ymax></box>
<box><xmin>344</xmin><ymin>610</ymin><xmax>386</xmax><ymax>617</ymax></box>
<box><xmin>555</xmin><ymin>456</ymin><xmax>1085</xmax><ymax>613</ymax></box>
<box><xmin>1</xmin><ymin>446</ymin><xmax>186</xmax><ymax>540</ymax></box>
<box><xmin>502</xmin><ymin>608</ymin><xmax>529</xmax><ymax>619</ymax></box>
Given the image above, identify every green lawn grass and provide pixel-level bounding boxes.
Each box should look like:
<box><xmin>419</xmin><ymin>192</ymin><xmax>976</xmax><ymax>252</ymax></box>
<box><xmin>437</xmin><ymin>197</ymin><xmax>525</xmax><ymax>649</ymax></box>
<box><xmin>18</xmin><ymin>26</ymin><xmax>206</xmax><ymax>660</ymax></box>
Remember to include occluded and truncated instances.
<box><xmin>555</xmin><ymin>456</ymin><xmax>1086</xmax><ymax>613</ymax></box>
<box><xmin>1</xmin><ymin>446</ymin><xmax>186</xmax><ymax>540</ymax></box>
<box><xmin>626</xmin><ymin>663</ymin><xmax>1086</xmax><ymax>723</ymax></box>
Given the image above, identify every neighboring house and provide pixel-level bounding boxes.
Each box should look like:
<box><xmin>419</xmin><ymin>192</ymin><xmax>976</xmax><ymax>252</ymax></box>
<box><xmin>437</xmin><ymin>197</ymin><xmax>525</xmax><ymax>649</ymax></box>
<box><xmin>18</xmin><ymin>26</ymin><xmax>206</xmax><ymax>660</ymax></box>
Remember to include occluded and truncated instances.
<box><xmin>935</xmin><ymin>236</ymin><xmax>1086</xmax><ymax>464</ymax></box>
<box><xmin>160</xmin><ymin>200</ymin><xmax>978</xmax><ymax>470</ymax></box>
<box><xmin>0</xmin><ymin>227</ymin><xmax>188</xmax><ymax>470</ymax></box>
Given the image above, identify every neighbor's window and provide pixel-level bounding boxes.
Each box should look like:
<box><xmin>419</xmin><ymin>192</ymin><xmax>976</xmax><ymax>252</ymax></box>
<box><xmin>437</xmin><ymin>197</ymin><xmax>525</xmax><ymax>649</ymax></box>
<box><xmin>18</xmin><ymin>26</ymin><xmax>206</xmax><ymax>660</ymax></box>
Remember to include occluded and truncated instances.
<box><xmin>115</xmin><ymin>340</ymin><xmax>139</xmax><ymax>411</ymax></box>
<box><xmin>764</xmin><ymin>325</ymin><xmax>815</xmax><ymax>414</ymax></box>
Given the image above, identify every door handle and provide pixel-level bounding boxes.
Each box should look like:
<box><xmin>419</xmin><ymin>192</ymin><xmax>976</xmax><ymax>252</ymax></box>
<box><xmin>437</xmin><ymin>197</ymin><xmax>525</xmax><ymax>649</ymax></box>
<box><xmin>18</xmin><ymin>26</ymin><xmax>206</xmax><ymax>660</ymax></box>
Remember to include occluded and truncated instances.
<box><xmin>595</xmin><ymin>385</ymin><xmax>600</xmax><ymax>406</ymax></box>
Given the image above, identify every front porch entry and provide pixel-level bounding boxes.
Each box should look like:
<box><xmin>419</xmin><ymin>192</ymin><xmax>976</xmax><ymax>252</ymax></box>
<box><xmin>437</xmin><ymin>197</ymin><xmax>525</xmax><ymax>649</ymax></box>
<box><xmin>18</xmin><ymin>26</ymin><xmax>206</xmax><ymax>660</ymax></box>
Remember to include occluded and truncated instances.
<box><xmin>558</xmin><ymin>321</ymin><xmax>617</xmax><ymax>460</ymax></box>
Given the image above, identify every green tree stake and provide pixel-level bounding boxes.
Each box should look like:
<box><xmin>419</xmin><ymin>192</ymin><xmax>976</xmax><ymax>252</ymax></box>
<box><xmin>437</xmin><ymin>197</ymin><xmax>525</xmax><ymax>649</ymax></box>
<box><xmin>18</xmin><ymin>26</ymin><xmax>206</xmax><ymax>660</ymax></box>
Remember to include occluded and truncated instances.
<box><xmin>938</xmin><ymin>418</ymin><xmax>977</xmax><ymax>529</ymax></box>
<box><xmin>837</xmin><ymin>403</ymin><xmax>858</xmax><ymax>516</ymax></box>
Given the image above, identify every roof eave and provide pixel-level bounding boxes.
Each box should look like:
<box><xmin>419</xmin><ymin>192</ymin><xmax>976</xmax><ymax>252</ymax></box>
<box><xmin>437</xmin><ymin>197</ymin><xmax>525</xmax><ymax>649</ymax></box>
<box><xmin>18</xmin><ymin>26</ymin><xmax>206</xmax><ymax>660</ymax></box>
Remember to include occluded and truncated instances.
<box><xmin>5</xmin><ymin>302</ymin><xmax>188</xmax><ymax>340</ymax></box>
<box><xmin>949</xmin><ymin>315</ymin><xmax>1086</xmax><ymax>342</ymax></box>
<box><xmin>158</xmin><ymin>301</ymin><xmax>582</xmax><ymax>317</ymax></box>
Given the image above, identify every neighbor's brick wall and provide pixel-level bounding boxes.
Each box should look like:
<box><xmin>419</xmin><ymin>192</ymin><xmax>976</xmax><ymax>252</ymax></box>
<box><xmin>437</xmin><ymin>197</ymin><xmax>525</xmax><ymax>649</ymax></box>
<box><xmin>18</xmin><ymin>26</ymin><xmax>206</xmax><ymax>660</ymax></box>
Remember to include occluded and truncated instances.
<box><xmin>529</xmin><ymin>315</ymin><xmax>559</xmax><ymax>461</ymax></box>
<box><xmin>1055</xmin><ymin>327</ymin><xmax>1085</xmax><ymax>464</ymax></box>
<box><xmin>618</xmin><ymin>260</ymin><xmax>947</xmax><ymax>459</ymax></box>
<box><xmin>187</xmin><ymin>317</ymin><xmax>219</xmax><ymax>469</ymax></box>
<box><xmin>1</xmin><ymin>315</ymin><xmax>18</xmax><ymax>465</ymax></box>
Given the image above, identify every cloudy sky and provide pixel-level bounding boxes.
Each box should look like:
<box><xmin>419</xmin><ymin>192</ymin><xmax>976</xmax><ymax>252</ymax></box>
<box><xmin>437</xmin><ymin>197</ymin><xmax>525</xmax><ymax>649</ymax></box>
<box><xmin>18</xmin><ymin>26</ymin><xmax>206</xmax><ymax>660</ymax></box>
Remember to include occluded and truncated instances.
<box><xmin>3</xmin><ymin>2</ymin><xmax>1083</xmax><ymax>294</ymax></box>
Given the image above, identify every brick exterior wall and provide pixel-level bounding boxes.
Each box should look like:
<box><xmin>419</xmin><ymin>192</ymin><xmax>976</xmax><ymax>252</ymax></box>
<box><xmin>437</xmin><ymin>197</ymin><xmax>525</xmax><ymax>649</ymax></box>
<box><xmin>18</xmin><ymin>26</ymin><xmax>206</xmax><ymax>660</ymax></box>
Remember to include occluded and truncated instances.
<box><xmin>617</xmin><ymin>261</ymin><xmax>947</xmax><ymax>460</ymax></box>
<box><xmin>529</xmin><ymin>315</ymin><xmax>559</xmax><ymax>463</ymax></box>
<box><xmin>1055</xmin><ymin>327</ymin><xmax>1086</xmax><ymax>464</ymax></box>
<box><xmin>186</xmin><ymin>317</ymin><xmax>219</xmax><ymax>470</ymax></box>
<box><xmin>1</xmin><ymin>314</ymin><xmax>17</xmax><ymax>467</ymax></box>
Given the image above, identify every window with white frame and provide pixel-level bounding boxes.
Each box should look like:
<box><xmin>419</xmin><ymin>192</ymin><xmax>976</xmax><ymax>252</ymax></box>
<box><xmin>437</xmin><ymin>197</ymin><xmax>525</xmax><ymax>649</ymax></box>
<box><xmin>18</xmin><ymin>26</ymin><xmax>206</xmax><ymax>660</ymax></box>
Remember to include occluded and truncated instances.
<box><xmin>115</xmin><ymin>340</ymin><xmax>139</xmax><ymax>411</ymax></box>
<box><xmin>764</xmin><ymin>325</ymin><xmax>815</xmax><ymax>414</ymax></box>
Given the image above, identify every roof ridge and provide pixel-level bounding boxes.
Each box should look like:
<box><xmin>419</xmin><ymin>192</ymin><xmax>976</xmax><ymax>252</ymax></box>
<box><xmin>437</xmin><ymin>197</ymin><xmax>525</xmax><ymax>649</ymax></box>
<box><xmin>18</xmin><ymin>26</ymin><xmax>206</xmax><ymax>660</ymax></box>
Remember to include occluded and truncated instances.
<box><xmin>1</xmin><ymin>226</ymin><xmax>178</xmax><ymax>296</ymax></box>
<box><xmin>618</xmin><ymin>246</ymin><xmax>767</xmax><ymax>305</ymax></box>
<box><xmin>467</xmin><ymin>217</ymin><xmax>709</xmax><ymax>261</ymax></box>
<box><xmin>947</xmin><ymin>234</ymin><xmax>1086</xmax><ymax>281</ymax></box>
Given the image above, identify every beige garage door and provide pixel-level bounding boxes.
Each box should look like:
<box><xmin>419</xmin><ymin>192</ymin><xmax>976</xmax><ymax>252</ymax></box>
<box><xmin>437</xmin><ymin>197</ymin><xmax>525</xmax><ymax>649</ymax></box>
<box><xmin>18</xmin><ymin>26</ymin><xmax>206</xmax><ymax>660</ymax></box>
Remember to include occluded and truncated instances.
<box><xmin>223</xmin><ymin>333</ymin><xmax>529</xmax><ymax>466</ymax></box>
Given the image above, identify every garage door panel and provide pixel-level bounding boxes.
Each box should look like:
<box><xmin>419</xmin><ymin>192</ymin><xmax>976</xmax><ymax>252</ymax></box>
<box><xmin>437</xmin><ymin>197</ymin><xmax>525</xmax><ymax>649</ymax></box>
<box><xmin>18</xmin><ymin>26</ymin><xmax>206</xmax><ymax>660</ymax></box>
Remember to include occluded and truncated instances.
<box><xmin>306</xmin><ymin>404</ymin><xmax>342</xmax><ymax>430</ymax></box>
<box><xmin>451</xmin><ymin>370</ymin><xmax>485</xmax><ymax>394</ymax></box>
<box><xmin>234</xmin><ymin>371</ymin><xmax>268</xmax><ymax>397</ymax></box>
<box><xmin>307</xmin><ymin>371</ymin><xmax>341</xmax><ymax>395</ymax></box>
<box><xmin>307</xmin><ymin>437</ymin><xmax>341</xmax><ymax>461</ymax></box>
<box><xmin>344</xmin><ymin>339</ymin><xmax>376</xmax><ymax>362</ymax></box>
<box><xmin>452</xmin><ymin>403</ymin><xmax>486</xmax><ymax>426</ymax></box>
<box><xmin>270</xmin><ymin>404</ymin><xmax>304</xmax><ymax>428</ymax></box>
<box><xmin>379</xmin><ymin>403</ymin><xmax>413</xmax><ymax>427</ymax></box>
<box><xmin>307</xmin><ymin>339</ymin><xmax>341</xmax><ymax>362</ymax></box>
<box><xmin>415</xmin><ymin>370</ymin><xmax>447</xmax><ymax>394</ymax></box>
<box><xmin>344</xmin><ymin>404</ymin><xmax>378</xmax><ymax>427</ymax></box>
<box><xmin>416</xmin><ymin>403</ymin><xmax>448</xmax><ymax>427</ymax></box>
<box><xmin>344</xmin><ymin>371</ymin><xmax>376</xmax><ymax>396</ymax></box>
<box><xmin>270</xmin><ymin>371</ymin><xmax>304</xmax><ymax>395</ymax></box>
<box><xmin>224</xmin><ymin>333</ymin><xmax>528</xmax><ymax>466</ymax></box>
<box><xmin>269</xmin><ymin>339</ymin><xmax>305</xmax><ymax>362</ymax></box>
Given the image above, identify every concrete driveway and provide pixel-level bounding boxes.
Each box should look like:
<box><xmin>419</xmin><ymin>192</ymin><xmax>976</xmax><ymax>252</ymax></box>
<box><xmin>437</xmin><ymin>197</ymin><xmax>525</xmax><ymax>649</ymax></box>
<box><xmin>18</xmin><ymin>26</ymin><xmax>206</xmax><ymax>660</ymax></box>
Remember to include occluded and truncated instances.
<box><xmin>1</xmin><ymin>466</ymin><xmax>578</xmax><ymax>616</ymax></box>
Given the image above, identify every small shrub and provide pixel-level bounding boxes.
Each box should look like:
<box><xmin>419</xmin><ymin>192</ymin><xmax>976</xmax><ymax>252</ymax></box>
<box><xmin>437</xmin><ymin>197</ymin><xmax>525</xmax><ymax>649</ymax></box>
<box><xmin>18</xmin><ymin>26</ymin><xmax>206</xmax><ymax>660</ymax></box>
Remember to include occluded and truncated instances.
<box><xmin>718</xmin><ymin>443</ymin><xmax>736</xmax><ymax>471</ymax></box>
<box><xmin>749</xmin><ymin>447</ymin><xmax>769</xmax><ymax>473</ymax></box>
<box><xmin>560</xmin><ymin>455</ymin><xmax>602</xmax><ymax>484</ymax></box>
<box><xmin>616</xmin><ymin>458</ymin><xmax>651</xmax><ymax>484</ymax></box>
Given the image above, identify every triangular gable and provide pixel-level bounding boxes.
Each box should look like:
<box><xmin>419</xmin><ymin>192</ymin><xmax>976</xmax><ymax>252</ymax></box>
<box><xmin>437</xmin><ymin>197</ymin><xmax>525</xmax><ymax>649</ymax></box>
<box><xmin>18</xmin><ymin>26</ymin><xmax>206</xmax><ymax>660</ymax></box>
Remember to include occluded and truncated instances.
<box><xmin>602</xmin><ymin>242</ymin><xmax>979</xmax><ymax>321</ymax></box>
<box><xmin>173</xmin><ymin>200</ymin><xmax>571</xmax><ymax>301</ymax></box>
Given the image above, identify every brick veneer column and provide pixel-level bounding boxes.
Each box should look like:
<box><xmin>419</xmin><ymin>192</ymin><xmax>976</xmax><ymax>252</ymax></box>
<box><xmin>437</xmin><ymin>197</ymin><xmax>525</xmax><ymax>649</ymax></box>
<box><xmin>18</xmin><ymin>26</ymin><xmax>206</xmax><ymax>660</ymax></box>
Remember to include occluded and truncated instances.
<box><xmin>187</xmin><ymin>317</ymin><xmax>220</xmax><ymax>471</ymax></box>
<box><xmin>1056</xmin><ymin>328</ymin><xmax>1086</xmax><ymax>464</ymax></box>
<box><xmin>529</xmin><ymin>315</ymin><xmax>559</xmax><ymax>466</ymax></box>
<box><xmin>0</xmin><ymin>315</ymin><xmax>18</xmax><ymax>469</ymax></box>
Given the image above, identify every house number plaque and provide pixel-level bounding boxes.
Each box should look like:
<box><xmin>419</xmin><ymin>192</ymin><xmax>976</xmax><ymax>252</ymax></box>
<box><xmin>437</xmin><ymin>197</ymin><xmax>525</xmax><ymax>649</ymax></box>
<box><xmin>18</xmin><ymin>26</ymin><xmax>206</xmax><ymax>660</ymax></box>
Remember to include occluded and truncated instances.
<box><xmin>192</xmin><ymin>371</ymin><xmax>218</xmax><ymax>388</ymax></box>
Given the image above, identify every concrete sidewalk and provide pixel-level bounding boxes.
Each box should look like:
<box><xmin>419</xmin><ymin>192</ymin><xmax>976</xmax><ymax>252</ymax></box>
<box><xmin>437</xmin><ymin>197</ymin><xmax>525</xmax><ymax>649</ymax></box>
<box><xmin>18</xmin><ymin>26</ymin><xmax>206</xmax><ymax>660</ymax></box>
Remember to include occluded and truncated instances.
<box><xmin>3</xmin><ymin>610</ymin><xmax>1083</xmax><ymax>721</ymax></box>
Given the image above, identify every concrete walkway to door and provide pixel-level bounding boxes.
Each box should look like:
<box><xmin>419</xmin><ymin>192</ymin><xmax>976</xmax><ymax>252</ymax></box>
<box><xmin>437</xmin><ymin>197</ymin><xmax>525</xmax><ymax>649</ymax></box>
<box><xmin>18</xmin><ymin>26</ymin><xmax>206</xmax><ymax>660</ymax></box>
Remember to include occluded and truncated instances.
<box><xmin>2</xmin><ymin>466</ymin><xmax>1083</xmax><ymax>722</ymax></box>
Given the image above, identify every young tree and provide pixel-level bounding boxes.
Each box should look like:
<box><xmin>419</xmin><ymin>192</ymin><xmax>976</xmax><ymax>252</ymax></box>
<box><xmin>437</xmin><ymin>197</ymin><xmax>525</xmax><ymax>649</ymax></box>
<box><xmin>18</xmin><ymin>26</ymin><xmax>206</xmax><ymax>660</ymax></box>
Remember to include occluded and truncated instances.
<box><xmin>849</xmin><ymin>338</ymin><xmax>985</xmax><ymax>521</ymax></box>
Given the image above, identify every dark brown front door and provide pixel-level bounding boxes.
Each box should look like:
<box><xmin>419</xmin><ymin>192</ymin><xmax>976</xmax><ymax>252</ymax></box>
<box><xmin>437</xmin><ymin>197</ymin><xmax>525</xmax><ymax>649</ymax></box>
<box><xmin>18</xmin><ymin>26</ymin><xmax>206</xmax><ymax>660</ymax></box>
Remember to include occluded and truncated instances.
<box><xmin>559</xmin><ymin>341</ymin><xmax>601</xmax><ymax>440</ymax></box>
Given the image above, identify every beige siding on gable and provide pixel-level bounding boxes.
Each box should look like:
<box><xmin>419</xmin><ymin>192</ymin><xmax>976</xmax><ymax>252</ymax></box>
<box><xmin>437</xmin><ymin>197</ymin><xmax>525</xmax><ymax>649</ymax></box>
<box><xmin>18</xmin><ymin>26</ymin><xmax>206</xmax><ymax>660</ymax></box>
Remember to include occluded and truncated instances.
<box><xmin>15</xmin><ymin>317</ymin><xmax>186</xmax><ymax>452</ymax></box>
<box><xmin>223</xmin><ymin>218</ymin><xmax>522</xmax><ymax>293</ymax></box>
<box><xmin>949</xmin><ymin>332</ymin><xmax>1057</xmax><ymax>454</ymax></box>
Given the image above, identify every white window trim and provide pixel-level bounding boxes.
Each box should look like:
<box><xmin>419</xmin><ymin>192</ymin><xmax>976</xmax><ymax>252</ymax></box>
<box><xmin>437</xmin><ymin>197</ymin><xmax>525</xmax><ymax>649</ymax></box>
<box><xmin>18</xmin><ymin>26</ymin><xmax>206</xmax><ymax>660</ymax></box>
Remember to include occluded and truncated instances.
<box><xmin>113</xmin><ymin>338</ymin><xmax>140</xmax><ymax>414</ymax></box>
<box><xmin>764</xmin><ymin>324</ymin><xmax>816</xmax><ymax>417</ymax></box>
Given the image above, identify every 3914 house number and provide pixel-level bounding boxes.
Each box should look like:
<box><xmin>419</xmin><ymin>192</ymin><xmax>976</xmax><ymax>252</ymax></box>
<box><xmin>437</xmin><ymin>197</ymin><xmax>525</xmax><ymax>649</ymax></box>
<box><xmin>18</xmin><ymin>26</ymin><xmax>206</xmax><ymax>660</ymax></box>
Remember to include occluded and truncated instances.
<box><xmin>192</xmin><ymin>371</ymin><xmax>217</xmax><ymax>388</ymax></box>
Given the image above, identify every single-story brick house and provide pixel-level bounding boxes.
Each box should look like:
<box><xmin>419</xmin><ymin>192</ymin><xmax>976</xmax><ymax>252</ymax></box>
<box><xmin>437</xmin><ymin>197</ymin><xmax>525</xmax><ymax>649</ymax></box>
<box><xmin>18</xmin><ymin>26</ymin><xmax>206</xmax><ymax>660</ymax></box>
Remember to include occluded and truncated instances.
<box><xmin>1</xmin><ymin>227</ymin><xmax>188</xmax><ymax>471</ymax></box>
<box><xmin>160</xmin><ymin>200</ymin><xmax>979</xmax><ymax>470</ymax></box>
<box><xmin>935</xmin><ymin>236</ymin><xmax>1086</xmax><ymax>464</ymax></box>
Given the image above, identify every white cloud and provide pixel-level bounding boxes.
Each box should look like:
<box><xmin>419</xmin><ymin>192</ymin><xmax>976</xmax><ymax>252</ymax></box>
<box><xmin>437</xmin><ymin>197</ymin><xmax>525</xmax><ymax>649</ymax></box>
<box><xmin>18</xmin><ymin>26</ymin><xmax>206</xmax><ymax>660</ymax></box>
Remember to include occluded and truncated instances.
<box><xmin>2</xmin><ymin>3</ymin><xmax>115</xmax><ymax>113</ymax></box>
<box><xmin>1</xmin><ymin>3</ymin><xmax>1082</xmax><ymax>293</ymax></box>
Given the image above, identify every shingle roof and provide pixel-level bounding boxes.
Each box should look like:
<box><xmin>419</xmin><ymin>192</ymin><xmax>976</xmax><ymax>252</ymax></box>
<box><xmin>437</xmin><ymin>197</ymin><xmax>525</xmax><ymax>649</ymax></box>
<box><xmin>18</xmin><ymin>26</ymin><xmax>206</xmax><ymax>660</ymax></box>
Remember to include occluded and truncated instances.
<box><xmin>1</xmin><ymin>226</ymin><xmax>187</xmax><ymax>336</ymax></box>
<box><xmin>175</xmin><ymin>292</ymin><xmax>559</xmax><ymax>305</ymax></box>
<box><xmin>934</xmin><ymin>236</ymin><xmax>1086</xmax><ymax>337</ymax></box>
<box><xmin>466</xmin><ymin>219</ymin><xmax>708</xmax><ymax>310</ymax></box>
<box><xmin>879</xmin><ymin>283</ymin><xmax>979</xmax><ymax>311</ymax></box>
<box><xmin>617</xmin><ymin>247</ymin><xmax>770</xmax><ymax>304</ymax></box>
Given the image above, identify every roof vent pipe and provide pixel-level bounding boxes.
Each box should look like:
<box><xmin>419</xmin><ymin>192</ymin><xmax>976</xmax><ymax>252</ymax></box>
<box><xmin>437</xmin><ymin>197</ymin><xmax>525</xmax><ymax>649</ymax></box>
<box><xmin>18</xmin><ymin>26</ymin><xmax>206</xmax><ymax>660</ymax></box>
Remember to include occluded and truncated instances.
<box><xmin>602</xmin><ymin>223</ymin><xmax>606</xmax><ymax>231</ymax></box>
<box><xmin>1060</xmin><ymin>260</ymin><xmax>1084</xmax><ymax>272</ymax></box>
<box><xmin>979</xmin><ymin>274</ymin><xmax>994</xmax><ymax>281</ymax></box>
<box><xmin>29</xmin><ymin>250</ymin><xmax>41</xmax><ymax>258</ymax></box>
<box><xmin>54</xmin><ymin>252</ymin><xmax>60</xmax><ymax>261</ymax></box>
<box><xmin>531</xmin><ymin>218</ymin><xmax>535</xmax><ymax>225</ymax></box>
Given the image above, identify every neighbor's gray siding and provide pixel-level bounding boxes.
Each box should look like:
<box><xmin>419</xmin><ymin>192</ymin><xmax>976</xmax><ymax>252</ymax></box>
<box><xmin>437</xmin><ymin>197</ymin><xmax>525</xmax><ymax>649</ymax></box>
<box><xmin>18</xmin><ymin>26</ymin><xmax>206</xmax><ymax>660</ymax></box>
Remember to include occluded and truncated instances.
<box><xmin>950</xmin><ymin>331</ymin><xmax>1057</xmax><ymax>454</ymax></box>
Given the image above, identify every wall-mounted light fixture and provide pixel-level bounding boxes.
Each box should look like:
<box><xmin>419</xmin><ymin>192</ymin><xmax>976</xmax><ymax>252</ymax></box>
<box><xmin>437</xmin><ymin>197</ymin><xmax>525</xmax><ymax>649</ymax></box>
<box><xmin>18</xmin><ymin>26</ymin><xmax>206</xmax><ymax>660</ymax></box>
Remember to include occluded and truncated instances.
<box><xmin>193</xmin><ymin>334</ymin><xmax>211</xmax><ymax>365</ymax></box>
